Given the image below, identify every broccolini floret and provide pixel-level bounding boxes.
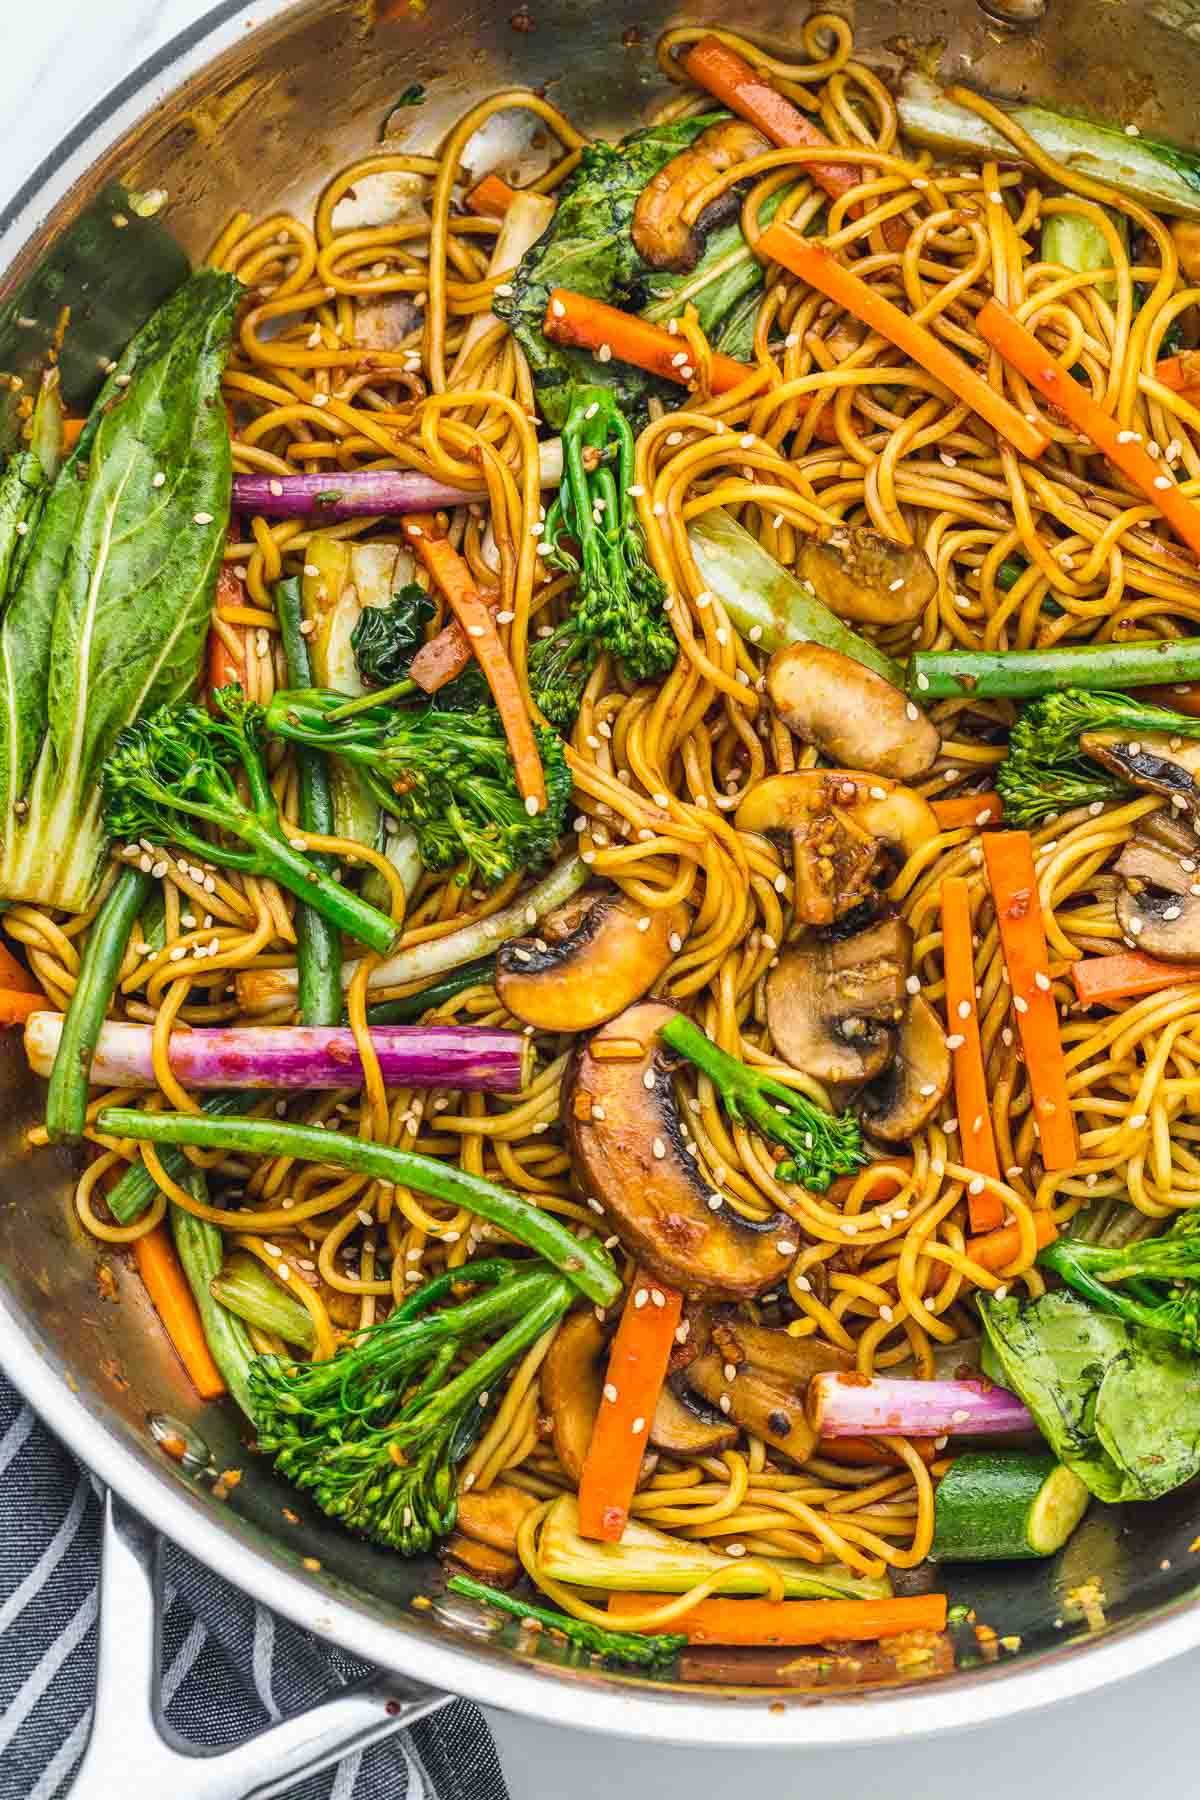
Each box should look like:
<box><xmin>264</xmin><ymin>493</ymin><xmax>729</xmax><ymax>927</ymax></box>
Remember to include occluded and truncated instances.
<box><xmin>996</xmin><ymin>687</ymin><xmax>1200</xmax><ymax>825</ymax></box>
<box><xmin>264</xmin><ymin>688</ymin><xmax>571</xmax><ymax>887</ymax></box>
<box><xmin>445</xmin><ymin>1574</ymin><xmax>686</xmax><ymax>1668</ymax></box>
<box><xmin>1040</xmin><ymin>1210</ymin><xmax>1200</xmax><ymax>1351</ymax></box>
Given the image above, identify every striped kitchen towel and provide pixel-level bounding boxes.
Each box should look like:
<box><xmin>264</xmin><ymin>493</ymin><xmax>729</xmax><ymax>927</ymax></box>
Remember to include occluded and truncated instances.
<box><xmin>0</xmin><ymin>1375</ymin><xmax>508</xmax><ymax>1800</ymax></box>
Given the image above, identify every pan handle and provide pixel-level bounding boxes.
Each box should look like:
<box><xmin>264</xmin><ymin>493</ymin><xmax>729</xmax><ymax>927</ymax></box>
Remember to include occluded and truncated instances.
<box><xmin>69</xmin><ymin>1488</ymin><xmax>453</xmax><ymax>1800</ymax></box>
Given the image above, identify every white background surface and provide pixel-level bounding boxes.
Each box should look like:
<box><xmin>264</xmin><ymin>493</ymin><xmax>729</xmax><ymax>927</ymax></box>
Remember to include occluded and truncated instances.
<box><xmin>2</xmin><ymin>3</ymin><xmax>1199</xmax><ymax>1794</ymax></box>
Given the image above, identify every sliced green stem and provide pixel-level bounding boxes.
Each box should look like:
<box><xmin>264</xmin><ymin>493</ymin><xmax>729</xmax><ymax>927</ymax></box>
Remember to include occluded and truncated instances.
<box><xmin>909</xmin><ymin>639</ymin><xmax>1200</xmax><ymax>702</ymax></box>
<box><xmin>210</xmin><ymin>1251</ymin><xmax>317</xmax><ymax>1350</ymax></box>
<box><xmin>97</xmin><ymin>1107</ymin><xmax>621</xmax><ymax>1306</ymax></box>
<box><xmin>445</xmin><ymin>1575</ymin><xmax>686</xmax><ymax>1667</ymax></box>
<box><xmin>44</xmin><ymin>864</ymin><xmax>151</xmax><ymax>1143</ymax></box>
<box><xmin>326</xmin><ymin>677</ymin><xmax>418</xmax><ymax>721</ymax></box>
<box><xmin>171</xmin><ymin>1177</ymin><xmax>258</xmax><ymax>1419</ymax></box>
<box><xmin>362</xmin><ymin>955</ymin><xmax>495</xmax><ymax>1026</ymax></box>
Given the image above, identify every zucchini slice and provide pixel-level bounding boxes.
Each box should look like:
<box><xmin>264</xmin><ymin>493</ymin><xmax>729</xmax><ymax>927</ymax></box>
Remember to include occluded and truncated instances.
<box><xmin>930</xmin><ymin>1451</ymin><xmax>1089</xmax><ymax>1561</ymax></box>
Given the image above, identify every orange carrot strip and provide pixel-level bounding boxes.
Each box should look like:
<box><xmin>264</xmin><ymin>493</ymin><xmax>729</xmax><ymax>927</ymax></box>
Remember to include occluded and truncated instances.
<box><xmin>134</xmin><ymin>1225</ymin><xmax>226</xmax><ymax>1400</ymax></box>
<box><xmin>964</xmin><ymin>1211</ymin><xmax>1058</xmax><ymax>1271</ymax></box>
<box><xmin>931</xmin><ymin>792</ymin><xmax>1003</xmax><ymax>831</ymax></box>
<box><xmin>0</xmin><ymin>937</ymin><xmax>40</xmax><ymax>995</ymax></box>
<box><xmin>608</xmin><ymin>1590</ymin><xmax>948</xmax><ymax>1646</ymax></box>
<box><xmin>982</xmin><ymin>831</ymin><xmax>1078</xmax><ymax>1171</ymax></box>
<box><xmin>465</xmin><ymin>173</ymin><xmax>518</xmax><ymax>218</ymax></box>
<box><xmin>0</xmin><ymin>987</ymin><xmax>47</xmax><ymax>1026</ymax></box>
<box><xmin>941</xmin><ymin>877</ymin><xmax>1002</xmax><ymax>1227</ymax></box>
<box><xmin>1153</xmin><ymin>351</ymin><xmax>1200</xmax><ymax>402</ymax></box>
<box><xmin>978</xmin><ymin>297</ymin><xmax>1200</xmax><ymax>559</ymax></box>
<box><xmin>544</xmin><ymin>289</ymin><xmax>753</xmax><ymax>394</ymax></box>
<box><xmin>410</xmin><ymin>593</ymin><xmax>501</xmax><ymax>694</ymax></box>
<box><xmin>1135</xmin><ymin>682</ymin><xmax>1200</xmax><ymax>717</ymax></box>
<box><xmin>62</xmin><ymin>417</ymin><xmax>86</xmax><ymax>450</ymax></box>
<box><xmin>1071</xmin><ymin>949</ymin><xmax>1200</xmax><ymax>1008</ymax></box>
<box><xmin>816</xmin><ymin>1436</ymin><xmax>937</xmax><ymax>1468</ymax></box>
<box><xmin>400</xmin><ymin>515</ymin><xmax>546</xmax><ymax>811</ymax></box>
<box><xmin>578</xmin><ymin>1274</ymin><xmax>683</xmax><ymax>1542</ymax></box>
<box><xmin>759</xmin><ymin>229</ymin><xmax>1049</xmax><ymax>461</ymax></box>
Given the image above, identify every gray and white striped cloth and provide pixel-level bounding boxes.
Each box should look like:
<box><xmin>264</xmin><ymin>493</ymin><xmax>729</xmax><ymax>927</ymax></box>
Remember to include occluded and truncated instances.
<box><xmin>0</xmin><ymin>1375</ymin><xmax>508</xmax><ymax>1800</ymax></box>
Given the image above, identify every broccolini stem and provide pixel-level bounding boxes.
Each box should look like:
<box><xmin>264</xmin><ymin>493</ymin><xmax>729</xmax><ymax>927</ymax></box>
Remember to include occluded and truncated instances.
<box><xmin>95</xmin><ymin>1107</ymin><xmax>622</xmax><ymax>1306</ymax></box>
<box><xmin>237</xmin><ymin>814</ymin><xmax>399</xmax><ymax>956</ymax></box>
<box><xmin>276</xmin><ymin>576</ymin><xmax>342</xmax><ymax>1026</ymax></box>
<box><xmin>326</xmin><ymin>677</ymin><xmax>418</xmax><ymax>721</ymax></box>
<box><xmin>908</xmin><ymin>638</ymin><xmax>1200</xmax><ymax>701</ymax></box>
<box><xmin>44</xmin><ymin>863</ymin><xmax>150</xmax><ymax>1144</ymax></box>
<box><xmin>445</xmin><ymin>1575</ymin><xmax>687</xmax><ymax>1668</ymax></box>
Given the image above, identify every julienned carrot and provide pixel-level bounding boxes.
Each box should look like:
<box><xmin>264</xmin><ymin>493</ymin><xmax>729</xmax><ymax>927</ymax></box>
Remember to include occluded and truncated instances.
<box><xmin>816</xmin><ymin>1436</ymin><xmax>937</xmax><ymax>1468</ymax></box>
<box><xmin>1153</xmin><ymin>351</ymin><xmax>1200</xmax><ymax>402</ymax></box>
<box><xmin>1136</xmin><ymin>683</ymin><xmax>1200</xmax><ymax>717</ymax></box>
<box><xmin>982</xmin><ymin>832</ymin><xmax>1079</xmax><ymax>1171</ymax></box>
<box><xmin>680</xmin><ymin>36</ymin><xmax>908</xmax><ymax>253</ymax></box>
<box><xmin>465</xmin><ymin>172</ymin><xmax>518</xmax><ymax>218</ymax></box>
<box><xmin>0</xmin><ymin>988</ymin><xmax>46</xmax><ymax>1026</ymax></box>
<box><xmin>607</xmin><ymin>1590</ymin><xmax>948</xmax><ymax>1645</ymax></box>
<box><xmin>931</xmin><ymin>792</ymin><xmax>1003</xmax><ymax>831</ymax></box>
<box><xmin>133</xmin><ymin>1224</ymin><xmax>226</xmax><ymax>1400</ymax></box>
<box><xmin>941</xmin><ymin>877</ymin><xmax>1002</xmax><ymax>1229</ymax></box>
<box><xmin>964</xmin><ymin>1211</ymin><xmax>1057</xmax><ymax>1272</ymax></box>
<box><xmin>409</xmin><ymin>593</ymin><xmax>501</xmax><ymax>693</ymax></box>
<box><xmin>0</xmin><ymin>938</ymin><xmax>39</xmax><ymax>995</ymax></box>
<box><xmin>578</xmin><ymin>1274</ymin><xmax>683</xmax><ymax>1542</ymax></box>
<box><xmin>978</xmin><ymin>298</ymin><xmax>1200</xmax><ymax>559</ymax></box>
<box><xmin>759</xmin><ymin>229</ymin><xmax>1049</xmax><ymax>462</ymax></box>
<box><xmin>1071</xmin><ymin>949</ymin><xmax>1200</xmax><ymax>1008</ymax></box>
<box><xmin>400</xmin><ymin>515</ymin><xmax>546</xmax><ymax>811</ymax></box>
<box><xmin>62</xmin><ymin>417</ymin><xmax>86</xmax><ymax>450</ymax></box>
<box><xmin>544</xmin><ymin>290</ymin><xmax>753</xmax><ymax>394</ymax></box>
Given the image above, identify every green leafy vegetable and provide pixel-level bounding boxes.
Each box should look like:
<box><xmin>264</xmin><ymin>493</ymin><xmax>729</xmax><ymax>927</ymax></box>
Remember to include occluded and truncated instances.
<box><xmin>997</xmin><ymin>687</ymin><xmax>1200</xmax><ymax>825</ymax></box>
<box><xmin>980</xmin><ymin>1290</ymin><xmax>1200</xmax><ymax>1502</ymax></box>
<box><xmin>265</xmin><ymin>688</ymin><xmax>571</xmax><ymax>888</ymax></box>
<box><xmin>0</xmin><ymin>371</ymin><xmax>62</xmax><ymax>599</ymax></box>
<box><xmin>101</xmin><ymin>685</ymin><xmax>400</xmax><ymax>955</ymax></box>
<box><xmin>495</xmin><ymin>115</ymin><xmax>775</xmax><ymax>426</ymax></box>
<box><xmin>351</xmin><ymin>584</ymin><xmax>436</xmax><ymax>687</ymax></box>
<box><xmin>0</xmin><ymin>270</ymin><xmax>240</xmax><ymax>912</ymax></box>
<box><xmin>659</xmin><ymin>1011</ymin><xmax>864</xmax><ymax>1194</ymax></box>
<box><xmin>249</xmin><ymin>1260</ymin><xmax>573</xmax><ymax>1553</ymax></box>
<box><xmin>445</xmin><ymin>1574</ymin><xmax>686</xmax><ymax>1668</ymax></box>
<box><xmin>1039</xmin><ymin>1210</ymin><xmax>1200</xmax><ymax>1350</ymax></box>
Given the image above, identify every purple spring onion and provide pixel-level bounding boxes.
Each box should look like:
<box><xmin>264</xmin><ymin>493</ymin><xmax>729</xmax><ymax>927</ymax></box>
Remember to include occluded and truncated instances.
<box><xmin>24</xmin><ymin>1014</ymin><xmax>530</xmax><ymax>1093</ymax></box>
<box><xmin>808</xmin><ymin>1372</ymin><xmax>1035</xmax><ymax>1439</ymax></box>
<box><xmin>233</xmin><ymin>439</ymin><xmax>563</xmax><ymax>520</ymax></box>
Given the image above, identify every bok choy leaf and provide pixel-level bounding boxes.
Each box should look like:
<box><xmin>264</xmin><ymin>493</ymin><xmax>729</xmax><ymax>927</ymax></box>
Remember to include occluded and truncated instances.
<box><xmin>0</xmin><ymin>268</ymin><xmax>240</xmax><ymax>911</ymax></box>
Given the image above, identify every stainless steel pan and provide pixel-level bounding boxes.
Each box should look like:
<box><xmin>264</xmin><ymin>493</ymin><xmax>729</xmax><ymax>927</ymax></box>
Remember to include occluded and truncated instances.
<box><xmin>5</xmin><ymin>2</ymin><xmax>1200</xmax><ymax>1788</ymax></box>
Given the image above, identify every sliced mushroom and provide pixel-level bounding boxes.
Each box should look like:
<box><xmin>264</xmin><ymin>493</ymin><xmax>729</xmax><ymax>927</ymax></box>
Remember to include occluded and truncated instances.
<box><xmin>796</xmin><ymin>525</ymin><xmax>937</xmax><ymax>626</ymax></box>
<box><xmin>767</xmin><ymin>645</ymin><xmax>940</xmax><ymax>782</ymax></box>
<box><xmin>455</xmin><ymin>1483</ymin><xmax>538</xmax><ymax>1554</ymax></box>
<box><xmin>632</xmin><ymin>119</ymin><xmax>770</xmax><ymax>271</ymax></box>
<box><xmin>495</xmin><ymin>886</ymin><xmax>689</xmax><ymax>1032</ymax></box>
<box><xmin>565</xmin><ymin>1001</ymin><xmax>798</xmax><ymax>1299</ymax></box>
<box><xmin>441</xmin><ymin>1534</ymin><xmax>522</xmax><ymax>1588</ymax></box>
<box><xmin>1114</xmin><ymin>835</ymin><xmax>1200</xmax><ymax>961</ymax></box>
<box><xmin>736</xmin><ymin>772</ymin><xmax>939</xmax><ymax>927</ymax></box>
<box><xmin>1081</xmin><ymin>730</ymin><xmax>1200</xmax><ymax>821</ymax></box>
<box><xmin>649</xmin><ymin>1379</ymin><xmax>739</xmax><ymax>1455</ymax></box>
<box><xmin>710</xmin><ymin>1315</ymin><xmax>854</xmax><ymax>1383</ymax></box>
<box><xmin>687</xmin><ymin>1352</ymin><xmax>818</xmax><ymax>1462</ymax></box>
<box><xmin>766</xmin><ymin>918</ymin><xmax>912</xmax><ymax>1084</ymax></box>
<box><xmin>859</xmin><ymin>994</ymin><xmax>951</xmax><ymax>1144</ymax></box>
<box><xmin>540</xmin><ymin>1312</ymin><xmax>605</xmax><ymax>1483</ymax></box>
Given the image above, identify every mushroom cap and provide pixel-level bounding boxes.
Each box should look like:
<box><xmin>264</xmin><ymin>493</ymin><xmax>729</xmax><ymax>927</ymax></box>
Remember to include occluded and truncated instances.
<box><xmin>736</xmin><ymin>770</ymin><xmax>940</xmax><ymax>862</ymax></box>
<box><xmin>767</xmin><ymin>644</ymin><xmax>940</xmax><ymax>782</ymax></box>
<box><xmin>495</xmin><ymin>886</ymin><xmax>690</xmax><ymax>1032</ymax></box>
<box><xmin>766</xmin><ymin>917</ymin><xmax>912</xmax><ymax>1084</ymax></box>
<box><xmin>859</xmin><ymin>994</ymin><xmax>951</xmax><ymax>1144</ymax></box>
<box><xmin>1115</xmin><ymin>834</ymin><xmax>1200</xmax><ymax>962</ymax></box>
<box><xmin>631</xmin><ymin>118</ymin><xmax>770</xmax><ymax>271</ymax></box>
<box><xmin>796</xmin><ymin>525</ymin><xmax>937</xmax><ymax>626</ymax></box>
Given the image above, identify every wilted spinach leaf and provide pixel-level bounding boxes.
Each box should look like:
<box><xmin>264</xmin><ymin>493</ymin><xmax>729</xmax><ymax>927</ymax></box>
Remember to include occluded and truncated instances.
<box><xmin>351</xmin><ymin>583</ymin><xmax>436</xmax><ymax>687</ymax></box>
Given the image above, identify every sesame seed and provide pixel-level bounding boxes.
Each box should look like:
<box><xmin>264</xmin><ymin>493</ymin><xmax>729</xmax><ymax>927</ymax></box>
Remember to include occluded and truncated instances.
<box><xmin>652</xmin><ymin>1137</ymin><xmax>666</xmax><ymax>1159</ymax></box>
<box><xmin>1129</xmin><ymin>1112</ymin><xmax>1148</xmax><ymax>1129</ymax></box>
<box><xmin>152</xmin><ymin>472</ymin><xmax>166</xmax><ymax>489</ymax></box>
<box><xmin>596</xmin><ymin>343</ymin><xmax>613</xmax><ymax>363</ymax></box>
<box><xmin>193</xmin><ymin>512</ymin><xmax>214</xmax><ymax>525</ymax></box>
<box><xmin>603</xmin><ymin>1382</ymin><xmax>618</xmax><ymax>1403</ymax></box>
<box><xmin>946</xmin><ymin>1033</ymin><xmax>965</xmax><ymax>1051</ymax></box>
<box><xmin>906</xmin><ymin>701</ymin><xmax>920</xmax><ymax>721</ymax></box>
<box><xmin>525</xmin><ymin>795</ymin><xmax>540</xmax><ymax>816</ymax></box>
<box><xmin>777</xmin><ymin>1240</ymin><xmax>797</xmax><ymax>1256</ymax></box>
<box><xmin>708</xmin><ymin>1194</ymin><xmax>723</xmax><ymax>1211</ymax></box>
<box><xmin>1014</xmin><ymin>994</ymin><xmax>1029</xmax><ymax>1012</ymax></box>
<box><xmin>718</xmin><ymin>1395</ymin><xmax>732</xmax><ymax>1414</ymax></box>
<box><xmin>951</xmin><ymin>1408</ymin><xmax>971</xmax><ymax>1424</ymax></box>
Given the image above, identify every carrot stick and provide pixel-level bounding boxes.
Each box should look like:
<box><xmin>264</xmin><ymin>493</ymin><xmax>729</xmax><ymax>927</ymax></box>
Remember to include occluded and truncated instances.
<box><xmin>465</xmin><ymin>172</ymin><xmax>518</xmax><ymax>218</ymax></box>
<box><xmin>578</xmin><ymin>1274</ymin><xmax>683</xmax><ymax>1542</ymax></box>
<box><xmin>977</xmin><ymin>297</ymin><xmax>1200</xmax><ymax>559</ymax></box>
<box><xmin>409</xmin><ymin>593</ymin><xmax>501</xmax><ymax>693</ymax></box>
<box><xmin>1153</xmin><ymin>350</ymin><xmax>1200</xmax><ymax>402</ymax></box>
<box><xmin>816</xmin><ymin>1436</ymin><xmax>938</xmax><ymax>1467</ymax></box>
<box><xmin>982</xmin><ymin>831</ymin><xmax>1079</xmax><ymax>1171</ymax></box>
<box><xmin>133</xmin><ymin>1225</ymin><xmax>226</xmax><ymax>1400</ymax></box>
<box><xmin>680</xmin><ymin>36</ymin><xmax>908</xmax><ymax>252</ymax></box>
<box><xmin>759</xmin><ymin>229</ymin><xmax>1049</xmax><ymax>462</ymax></box>
<box><xmin>400</xmin><ymin>515</ymin><xmax>546</xmax><ymax>811</ymax></box>
<box><xmin>931</xmin><ymin>792</ymin><xmax>1003</xmax><ymax>831</ymax></box>
<box><xmin>544</xmin><ymin>289</ymin><xmax>753</xmax><ymax>394</ymax></box>
<box><xmin>941</xmin><ymin>877</ymin><xmax>1002</xmax><ymax>1227</ymax></box>
<box><xmin>607</xmin><ymin>1590</ymin><xmax>948</xmax><ymax>1646</ymax></box>
<box><xmin>964</xmin><ymin>1211</ymin><xmax>1058</xmax><ymax>1272</ymax></box>
<box><xmin>0</xmin><ymin>938</ymin><xmax>40</xmax><ymax>995</ymax></box>
<box><xmin>1071</xmin><ymin>949</ymin><xmax>1200</xmax><ymax>1008</ymax></box>
<box><xmin>1135</xmin><ymin>682</ymin><xmax>1200</xmax><ymax>717</ymax></box>
<box><xmin>0</xmin><ymin>987</ymin><xmax>48</xmax><ymax>1026</ymax></box>
<box><xmin>62</xmin><ymin>417</ymin><xmax>86</xmax><ymax>450</ymax></box>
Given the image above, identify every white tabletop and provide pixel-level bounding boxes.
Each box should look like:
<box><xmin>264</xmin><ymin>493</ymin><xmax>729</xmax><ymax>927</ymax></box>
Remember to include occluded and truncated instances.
<box><xmin>2</xmin><ymin>4</ymin><xmax>1198</xmax><ymax>1794</ymax></box>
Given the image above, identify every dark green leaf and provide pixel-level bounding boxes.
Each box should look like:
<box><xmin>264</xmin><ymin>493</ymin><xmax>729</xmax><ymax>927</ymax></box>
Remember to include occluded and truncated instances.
<box><xmin>351</xmin><ymin>583</ymin><xmax>436</xmax><ymax>686</ymax></box>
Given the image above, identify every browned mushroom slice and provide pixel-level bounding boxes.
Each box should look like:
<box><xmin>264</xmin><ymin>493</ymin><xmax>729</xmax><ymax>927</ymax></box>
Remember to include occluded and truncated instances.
<box><xmin>686</xmin><ymin>1351</ymin><xmax>818</xmax><ymax>1462</ymax></box>
<box><xmin>766</xmin><ymin>918</ymin><xmax>911</xmax><ymax>1084</ymax></box>
<box><xmin>565</xmin><ymin>1000</ymin><xmax>798</xmax><ymax>1300</ymax></box>
<box><xmin>1114</xmin><ymin>836</ymin><xmax>1200</xmax><ymax>961</ymax></box>
<box><xmin>710</xmin><ymin>1315</ymin><xmax>854</xmax><ymax>1383</ymax></box>
<box><xmin>540</xmin><ymin>1311</ymin><xmax>606</xmax><ymax>1483</ymax></box>
<box><xmin>649</xmin><ymin>1379</ymin><xmax>739</xmax><ymax>1455</ymax></box>
<box><xmin>632</xmin><ymin>119</ymin><xmax>770</xmax><ymax>271</ymax></box>
<box><xmin>495</xmin><ymin>886</ymin><xmax>689</xmax><ymax>1032</ymax></box>
<box><xmin>736</xmin><ymin>772</ymin><xmax>939</xmax><ymax>927</ymax></box>
<box><xmin>767</xmin><ymin>645</ymin><xmax>940</xmax><ymax>782</ymax></box>
<box><xmin>455</xmin><ymin>1483</ymin><xmax>538</xmax><ymax>1554</ymax></box>
<box><xmin>796</xmin><ymin>525</ymin><xmax>937</xmax><ymax>626</ymax></box>
<box><xmin>1082</xmin><ymin>730</ymin><xmax>1200</xmax><ymax>821</ymax></box>
<box><xmin>859</xmin><ymin>994</ymin><xmax>950</xmax><ymax>1144</ymax></box>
